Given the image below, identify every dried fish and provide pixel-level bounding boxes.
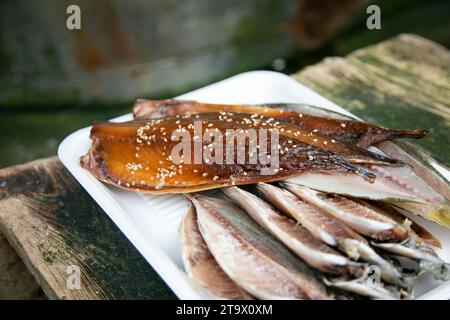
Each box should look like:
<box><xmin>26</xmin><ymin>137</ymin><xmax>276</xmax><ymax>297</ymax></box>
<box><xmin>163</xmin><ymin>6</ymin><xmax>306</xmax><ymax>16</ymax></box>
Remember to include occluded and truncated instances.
<box><xmin>376</xmin><ymin>140</ymin><xmax>450</xmax><ymax>200</ymax></box>
<box><xmin>372</xmin><ymin>239</ymin><xmax>450</xmax><ymax>281</ymax></box>
<box><xmin>133</xmin><ymin>99</ymin><xmax>427</xmax><ymax>148</ymax></box>
<box><xmin>81</xmin><ymin>115</ymin><xmax>382</xmax><ymax>194</ymax></box>
<box><xmin>190</xmin><ymin>193</ymin><xmax>332</xmax><ymax>299</ymax></box>
<box><xmin>257</xmin><ymin>183</ymin><xmax>415</xmax><ymax>288</ymax></box>
<box><xmin>180</xmin><ymin>204</ymin><xmax>253</xmax><ymax>299</ymax></box>
<box><xmin>282</xmin><ymin>183</ymin><xmax>409</xmax><ymax>242</ymax></box>
<box><xmin>387</xmin><ymin>200</ymin><xmax>450</xmax><ymax>230</ymax></box>
<box><xmin>366</xmin><ymin>201</ymin><xmax>442</xmax><ymax>248</ymax></box>
<box><xmin>222</xmin><ymin>186</ymin><xmax>364</xmax><ymax>277</ymax></box>
<box><xmin>285</xmin><ymin>163</ymin><xmax>450</xmax><ymax>228</ymax></box>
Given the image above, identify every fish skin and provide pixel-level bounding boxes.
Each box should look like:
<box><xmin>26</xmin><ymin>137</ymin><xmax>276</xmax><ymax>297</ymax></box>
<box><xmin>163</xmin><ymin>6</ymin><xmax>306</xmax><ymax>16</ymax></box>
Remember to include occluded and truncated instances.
<box><xmin>386</xmin><ymin>200</ymin><xmax>450</xmax><ymax>229</ymax></box>
<box><xmin>282</xmin><ymin>183</ymin><xmax>409</xmax><ymax>242</ymax></box>
<box><xmin>190</xmin><ymin>194</ymin><xmax>332</xmax><ymax>300</ymax></box>
<box><xmin>132</xmin><ymin>99</ymin><xmax>427</xmax><ymax>148</ymax></box>
<box><xmin>257</xmin><ymin>183</ymin><xmax>415</xmax><ymax>288</ymax></box>
<box><xmin>180</xmin><ymin>204</ymin><xmax>253</xmax><ymax>299</ymax></box>
<box><xmin>284</xmin><ymin>161</ymin><xmax>450</xmax><ymax>230</ymax></box>
<box><xmin>174</xmin><ymin>112</ymin><xmax>401</xmax><ymax>166</ymax></box>
<box><xmin>81</xmin><ymin>115</ymin><xmax>380</xmax><ymax>194</ymax></box>
<box><xmin>356</xmin><ymin>201</ymin><xmax>442</xmax><ymax>248</ymax></box>
<box><xmin>222</xmin><ymin>186</ymin><xmax>364</xmax><ymax>278</ymax></box>
<box><xmin>376</xmin><ymin>140</ymin><xmax>450</xmax><ymax>201</ymax></box>
<box><xmin>257</xmin><ymin>183</ymin><xmax>367</xmax><ymax>254</ymax></box>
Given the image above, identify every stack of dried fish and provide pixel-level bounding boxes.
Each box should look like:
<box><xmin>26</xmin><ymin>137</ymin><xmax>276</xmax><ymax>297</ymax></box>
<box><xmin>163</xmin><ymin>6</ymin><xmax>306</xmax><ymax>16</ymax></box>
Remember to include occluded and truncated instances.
<box><xmin>81</xmin><ymin>99</ymin><xmax>450</xmax><ymax>299</ymax></box>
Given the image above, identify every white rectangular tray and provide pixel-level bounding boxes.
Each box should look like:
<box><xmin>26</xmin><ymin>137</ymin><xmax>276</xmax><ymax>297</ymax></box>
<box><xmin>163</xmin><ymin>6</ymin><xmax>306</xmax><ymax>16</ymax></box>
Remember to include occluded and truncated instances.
<box><xmin>58</xmin><ymin>71</ymin><xmax>450</xmax><ymax>299</ymax></box>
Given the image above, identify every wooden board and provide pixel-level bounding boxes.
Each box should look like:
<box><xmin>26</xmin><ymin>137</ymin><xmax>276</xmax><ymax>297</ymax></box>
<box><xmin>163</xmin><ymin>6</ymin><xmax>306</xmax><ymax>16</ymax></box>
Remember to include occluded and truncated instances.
<box><xmin>0</xmin><ymin>157</ymin><xmax>175</xmax><ymax>299</ymax></box>
<box><xmin>0</xmin><ymin>34</ymin><xmax>448</xmax><ymax>299</ymax></box>
<box><xmin>0</xmin><ymin>232</ymin><xmax>43</xmax><ymax>299</ymax></box>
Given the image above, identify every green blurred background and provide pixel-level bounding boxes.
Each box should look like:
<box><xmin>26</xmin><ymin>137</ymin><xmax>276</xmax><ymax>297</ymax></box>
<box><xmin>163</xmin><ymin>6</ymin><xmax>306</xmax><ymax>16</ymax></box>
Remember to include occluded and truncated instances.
<box><xmin>1</xmin><ymin>0</ymin><xmax>449</xmax><ymax>168</ymax></box>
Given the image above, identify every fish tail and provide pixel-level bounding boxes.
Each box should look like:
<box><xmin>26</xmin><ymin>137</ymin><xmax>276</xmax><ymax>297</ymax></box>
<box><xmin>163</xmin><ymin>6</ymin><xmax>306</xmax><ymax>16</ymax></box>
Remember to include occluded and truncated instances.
<box><xmin>429</xmin><ymin>205</ymin><xmax>450</xmax><ymax>228</ymax></box>
<box><xmin>323</xmin><ymin>273</ymin><xmax>403</xmax><ymax>300</ymax></box>
<box><xmin>356</xmin><ymin>129</ymin><xmax>429</xmax><ymax>147</ymax></box>
<box><xmin>420</xmin><ymin>260</ymin><xmax>450</xmax><ymax>281</ymax></box>
<box><xmin>334</xmin><ymin>157</ymin><xmax>376</xmax><ymax>183</ymax></box>
<box><xmin>388</xmin><ymin>129</ymin><xmax>429</xmax><ymax>140</ymax></box>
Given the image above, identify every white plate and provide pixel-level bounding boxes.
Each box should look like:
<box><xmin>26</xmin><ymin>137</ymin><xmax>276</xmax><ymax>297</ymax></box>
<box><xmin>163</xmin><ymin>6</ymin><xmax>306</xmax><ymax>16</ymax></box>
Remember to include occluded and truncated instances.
<box><xmin>58</xmin><ymin>70</ymin><xmax>450</xmax><ymax>300</ymax></box>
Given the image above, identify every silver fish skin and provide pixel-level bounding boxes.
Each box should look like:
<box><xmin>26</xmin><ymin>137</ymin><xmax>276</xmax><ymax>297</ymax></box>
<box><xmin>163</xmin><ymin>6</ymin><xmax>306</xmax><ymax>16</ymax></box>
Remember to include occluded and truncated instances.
<box><xmin>257</xmin><ymin>183</ymin><xmax>415</xmax><ymax>288</ymax></box>
<box><xmin>282</xmin><ymin>183</ymin><xmax>409</xmax><ymax>242</ymax></box>
<box><xmin>285</xmin><ymin>164</ymin><xmax>442</xmax><ymax>203</ymax></box>
<box><xmin>376</xmin><ymin>140</ymin><xmax>450</xmax><ymax>201</ymax></box>
<box><xmin>180</xmin><ymin>204</ymin><xmax>253</xmax><ymax>299</ymax></box>
<box><xmin>285</xmin><ymin>164</ymin><xmax>450</xmax><ymax>228</ymax></box>
<box><xmin>256</xmin><ymin>183</ymin><xmax>366</xmax><ymax>257</ymax></box>
<box><xmin>222</xmin><ymin>187</ymin><xmax>364</xmax><ymax>278</ymax></box>
<box><xmin>372</xmin><ymin>239</ymin><xmax>450</xmax><ymax>281</ymax></box>
<box><xmin>190</xmin><ymin>194</ymin><xmax>332</xmax><ymax>300</ymax></box>
<box><xmin>353</xmin><ymin>200</ymin><xmax>442</xmax><ymax>248</ymax></box>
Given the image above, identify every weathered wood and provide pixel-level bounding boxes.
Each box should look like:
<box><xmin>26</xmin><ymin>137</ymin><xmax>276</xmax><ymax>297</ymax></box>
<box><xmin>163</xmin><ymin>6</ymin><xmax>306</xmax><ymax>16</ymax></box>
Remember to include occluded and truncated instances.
<box><xmin>0</xmin><ymin>232</ymin><xmax>43</xmax><ymax>299</ymax></box>
<box><xmin>0</xmin><ymin>34</ymin><xmax>448</xmax><ymax>300</ymax></box>
<box><xmin>0</xmin><ymin>157</ymin><xmax>175</xmax><ymax>299</ymax></box>
<box><xmin>292</xmin><ymin>34</ymin><xmax>450</xmax><ymax>165</ymax></box>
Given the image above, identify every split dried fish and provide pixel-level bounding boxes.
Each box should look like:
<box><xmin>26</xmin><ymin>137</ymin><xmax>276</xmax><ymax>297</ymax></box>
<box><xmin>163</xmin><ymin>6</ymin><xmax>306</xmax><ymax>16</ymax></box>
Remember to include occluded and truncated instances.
<box><xmin>190</xmin><ymin>193</ymin><xmax>332</xmax><ymax>299</ymax></box>
<box><xmin>372</xmin><ymin>239</ymin><xmax>450</xmax><ymax>281</ymax></box>
<box><xmin>81</xmin><ymin>114</ymin><xmax>384</xmax><ymax>194</ymax></box>
<box><xmin>180</xmin><ymin>204</ymin><xmax>253</xmax><ymax>299</ymax></box>
<box><xmin>365</xmin><ymin>201</ymin><xmax>441</xmax><ymax>248</ymax></box>
<box><xmin>257</xmin><ymin>183</ymin><xmax>415</xmax><ymax>288</ymax></box>
<box><xmin>222</xmin><ymin>186</ymin><xmax>364</xmax><ymax>277</ymax></box>
<box><xmin>342</xmin><ymin>200</ymin><xmax>449</xmax><ymax>280</ymax></box>
<box><xmin>285</xmin><ymin>163</ymin><xmax>450</xmax><ymax>227</ymax></box>
<box><xmin>376</xmin><ymin>140</ymin><xmax>450</xmax><ymax>200</ymax></box>
<box><xmin>133</xmin><ymin>99</ymin><xmax>427</xmax><ymax>148</ymax></box>
<box><xmin>282</xmin><ymin>183</ymin><xmax>409</xmax><ymax>242</ymax></box>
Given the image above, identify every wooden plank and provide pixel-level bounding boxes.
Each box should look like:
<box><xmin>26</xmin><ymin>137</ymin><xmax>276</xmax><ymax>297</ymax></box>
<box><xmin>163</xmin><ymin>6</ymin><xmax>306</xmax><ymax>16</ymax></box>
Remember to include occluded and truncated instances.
<box><xmin>292</xmin><ymin>34</ymin><xmax>450</xmax><ymax>166</ymax></box>
<box><xmin>0</xmin><ymin>232</ymin><xmax>43</xmax><ymax>299</ymax></box>
<box><xmin>0</xmin><ymin>157</ymin><xmax>175</xmax><ymax>299</ymax></box>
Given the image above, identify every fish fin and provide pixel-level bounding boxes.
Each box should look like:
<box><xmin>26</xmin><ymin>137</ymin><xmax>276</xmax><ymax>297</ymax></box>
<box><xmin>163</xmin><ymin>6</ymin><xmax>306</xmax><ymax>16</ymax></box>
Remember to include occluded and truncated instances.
<box><xmin>323</xmin><ymin>269</ymin><xmax>404</xmax><ymax>300</ymax></box>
